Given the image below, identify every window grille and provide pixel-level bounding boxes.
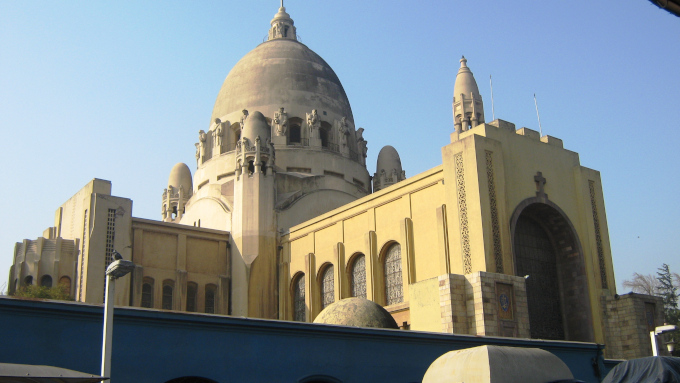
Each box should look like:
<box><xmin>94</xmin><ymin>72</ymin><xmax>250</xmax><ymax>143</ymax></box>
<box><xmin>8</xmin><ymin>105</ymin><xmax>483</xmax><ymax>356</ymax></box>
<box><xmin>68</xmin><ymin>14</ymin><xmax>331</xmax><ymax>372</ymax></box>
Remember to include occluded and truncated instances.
<box><xmin>162</xmin><ymin>284</ymin><xmax>173</xmax><ymax>310</ymax></box>
<box><xmin>351</xmin><ymin>255</ymin><xmax>366</xmax><ymax>299</ymax></box>
<box><xmin>321</xmin><ymin>265</ymin><xmax>334</xmax><ymax>309</ymax></box>
<box><xmin>103</xmin><ymin>208</ymin><xmax>116</xmax><ymax>302</ymax></box>
<box><xmin>186</xmin><ymin>283</ymin><xmax>197</xmax><ymax>312</ymax></box>
<box><xmin>205</xmin><ymin>286</ymin><xmax>216</xmax><ymax>314</ymax></box>
<box><xmin>78</xmin><ymin>209</ymin><xmax>87</xmax><ymax>301</ymax></box>
<box><xmin>141</xmin><ymin>282</ymin><xmax>153</xmax><ymax>308</ymax></box>
<box><xmin>293</xmin><ymin>275</ymin><xmax>305</xmax><ymax>321</ymax></box>
<box><xmin>384</xmin><ymin>243</ymin><xmax>403</xmax><ymax>306</ymax></box>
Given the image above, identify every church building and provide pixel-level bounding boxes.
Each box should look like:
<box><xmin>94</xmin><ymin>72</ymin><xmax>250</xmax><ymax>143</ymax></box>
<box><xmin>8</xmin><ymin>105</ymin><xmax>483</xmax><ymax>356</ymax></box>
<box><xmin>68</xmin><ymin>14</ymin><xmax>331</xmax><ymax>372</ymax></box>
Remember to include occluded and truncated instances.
<box><xmin>7</xmin><ymin>4</ymin><xmax>665</xmax><ymax>360</ymax></box>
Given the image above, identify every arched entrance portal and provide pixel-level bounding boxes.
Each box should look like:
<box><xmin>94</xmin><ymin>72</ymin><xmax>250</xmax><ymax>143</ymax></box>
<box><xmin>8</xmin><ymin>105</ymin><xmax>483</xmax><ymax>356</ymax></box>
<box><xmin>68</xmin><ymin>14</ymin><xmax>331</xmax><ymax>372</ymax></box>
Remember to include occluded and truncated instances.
<box><xmin>510</xmin><ymin>199</ymin><xmax>594</xmax><ymax>342</ymax></box>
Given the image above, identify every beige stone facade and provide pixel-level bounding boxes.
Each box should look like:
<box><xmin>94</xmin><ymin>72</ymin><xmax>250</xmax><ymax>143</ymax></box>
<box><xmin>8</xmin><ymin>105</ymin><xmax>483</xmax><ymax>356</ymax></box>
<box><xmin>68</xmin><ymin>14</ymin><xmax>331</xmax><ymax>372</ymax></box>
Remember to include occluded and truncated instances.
<box><xmin>6</xmin><ymin>4</ymin><xmax>664</xmax><ymax>360</ymax></box>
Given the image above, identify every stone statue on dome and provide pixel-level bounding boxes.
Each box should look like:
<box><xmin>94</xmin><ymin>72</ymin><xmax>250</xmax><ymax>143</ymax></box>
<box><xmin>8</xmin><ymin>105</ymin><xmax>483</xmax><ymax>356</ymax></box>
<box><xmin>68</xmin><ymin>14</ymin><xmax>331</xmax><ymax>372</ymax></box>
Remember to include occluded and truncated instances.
<box><xmin>356</xmin><ymin>127</ymin><xmax>367</xmax><ymax>165</ymax></box>
<box><xmin>307</xmin><ymin>109</ymin><xmax>320</xmax><ymax>138</ymax></box>
<box><xmin>240</xmin><ymin>109</ymin><xmax>249</xmax><ymax>131</ymax></box>
<box><xmin>273</xmin><ymin>107</ymin><xmax>288</xmax><ymax>136</ymax></box>
<box><xmin>214</xmin><ymin>118</ymin><xmax>223</xmax><ymax>147</ymax></box>
<box><xmin>338</xmin><ymin>117</ymin><xmax>349</xmax><ymax>146</ymax></box>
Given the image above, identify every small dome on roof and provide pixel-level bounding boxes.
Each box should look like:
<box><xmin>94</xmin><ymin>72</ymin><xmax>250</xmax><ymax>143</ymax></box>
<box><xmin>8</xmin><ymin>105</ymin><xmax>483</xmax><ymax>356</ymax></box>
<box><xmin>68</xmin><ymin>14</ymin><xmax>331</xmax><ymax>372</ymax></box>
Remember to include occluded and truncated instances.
<box><xmin>242</xmin><ymin>111</ymin><xmax>271</xmax><ymax>142</ymax></box>
<box><xmin>313</xmin><ymin>297</ymin><xmax>399</xmax><ymax>329</ymax></box>
<box><xmin>376</xmin><ymin>145</ymin><xmax>403</xmax><ymax>176</ymax></box>
<box><xmin>168</xmin><ymin>163</ymin><xmax>192</xmax><ymax>191</ymax></box>
<box><xmin>453</xmin><ymin>56</ymin><xmax>481</xmax><ymax>102</ymax></box>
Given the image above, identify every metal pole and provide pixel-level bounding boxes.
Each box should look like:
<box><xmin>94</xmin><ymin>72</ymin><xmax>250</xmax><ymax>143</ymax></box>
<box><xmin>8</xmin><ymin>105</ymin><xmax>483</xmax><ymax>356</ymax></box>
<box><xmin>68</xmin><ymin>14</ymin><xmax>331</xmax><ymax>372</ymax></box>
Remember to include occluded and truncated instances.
<box><xmin>101</xmin><ymin>275</ymin><xmax>115</xmax><ymax>381</ymax></box>
<box><xmin>490</xmin><ymin>75</ymin><xmax>495</xmax><ymax>121</ymax></box>
<box><xmin>651</xmin><ymin>331</ymin><xmax>659</xmax><ymax>356</ymax></box>
<box><xmin>534</xmin><ymin>93</ymin><xmax>543</xmax><ymax>137</ymax></box>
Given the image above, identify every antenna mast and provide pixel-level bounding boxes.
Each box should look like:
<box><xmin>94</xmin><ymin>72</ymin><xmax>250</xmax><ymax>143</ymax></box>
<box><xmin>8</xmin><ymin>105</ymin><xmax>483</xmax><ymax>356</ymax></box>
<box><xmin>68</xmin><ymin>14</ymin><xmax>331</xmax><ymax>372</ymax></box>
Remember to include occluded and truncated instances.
<box><xmin>490</xmin><ymin>75</ymin><xmax>496</xmax><ymax>121</ymax></box>
<box><xmin>534</xmin><ymin>93</ymin><xmax>543</xmax><ymax>137</ymax></box>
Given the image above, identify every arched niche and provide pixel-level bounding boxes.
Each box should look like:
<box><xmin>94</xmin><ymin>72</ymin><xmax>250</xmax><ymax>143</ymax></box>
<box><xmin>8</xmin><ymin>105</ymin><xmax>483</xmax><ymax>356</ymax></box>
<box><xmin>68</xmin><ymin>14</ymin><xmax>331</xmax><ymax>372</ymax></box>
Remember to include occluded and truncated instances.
<box><xmin>510</xmin><ymin>198</ymin><xmax>594</xmax><ymax>342</ymax></box>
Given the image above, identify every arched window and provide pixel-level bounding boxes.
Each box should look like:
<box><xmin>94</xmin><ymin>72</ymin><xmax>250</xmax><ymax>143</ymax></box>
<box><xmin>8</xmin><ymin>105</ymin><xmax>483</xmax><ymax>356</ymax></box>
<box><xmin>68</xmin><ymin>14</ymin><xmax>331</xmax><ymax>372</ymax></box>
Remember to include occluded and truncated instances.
<box><xmin>40</xmin><ymin>275</ymin><xmax>53</xmax><ymax>288</ymax></box>
<box><xmin>350</xmin><ymin>254</ymin><xmax>366</xmax><ymax>299</ymax></box>
<box><xmin>319</xmin><ymin>123</ymin><xmax>331</xmax><ymax>148</ymax></box>
<box><xmin>384</xmin><ymin>243</ymin><xmax>403</xmax><ymax>306</ymax></box>
<box><xmin>141</xmin><ymin>278</ymin><xmax>154</xmax><ymax>308</ymax></box>
<box><xmin>186</xmin><ymin>282</ymin><xmax>198</xmax><ymax>312</ymax></box>
<box><xmin>289</xmin><ymin>117</ymin><xmax>303</xmax><ymax>144</ymax></box>
<box><xmin>320</xmin><ymin>265</ymin><xmax>334</xmax><ymax>309</ymax></box>
<box><xmin>24</xmin><ymin>275</ymin><xmax>33</xmax><ymax>286</ymax></box>
<box><xmin>162</xmin><ymin>281</ymin><xmax>174</xmax><ymax>310</ymax></box>
<box><xmin>205</xmin><ymin>284</ymin><xmax>216</xmax><ymax>314</ymax></box>
<box><xmin>292</xmin><ymin>273</ymin><xmax>305</xmax><ymax>321</ymax></box>
<box><xmin>58</xmin><ymin>276</ymin><xmax>71</xmax><ymax>294</ymax></box>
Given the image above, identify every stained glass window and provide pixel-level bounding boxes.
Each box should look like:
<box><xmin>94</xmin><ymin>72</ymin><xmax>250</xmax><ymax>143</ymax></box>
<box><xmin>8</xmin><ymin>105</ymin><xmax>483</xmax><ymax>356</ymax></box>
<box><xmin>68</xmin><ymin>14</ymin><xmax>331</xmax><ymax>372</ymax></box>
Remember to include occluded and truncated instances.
<box><xmin>351</xmin><ymin>255</ymin><xmax>366</xmax><ymax>299</ymax></box>
<box><xmin>162</xmin><ymin>283</ymin><xmax>173</xmax><ymax>310</ymax></box>
<box><xmin>141</xmin><ymin>281</ymin><xmax>153</xmax><ymax>308</ymax></box>
<box><xmin>293</xmin><ymin>274</ymin><xmax>306</xmax><ymax>321</ymax></box>
<box><xmin>186</xmin><ymin>282</ymin><xmax>197</xmax><ymax>312</ymax></box>
<box><xmin>205</xmin><ymin>285</ymin><xmax>216</xmax><ymax>314</ymax></box>
<box><xmin>321</xmin><ymin>265</ymin><xmax>335</xmax><ymax>309</ymax></box>
<box><xmin>384</xmin><ymin>243</ymin><xmax>403</xmax><ymax>306</ymax></box>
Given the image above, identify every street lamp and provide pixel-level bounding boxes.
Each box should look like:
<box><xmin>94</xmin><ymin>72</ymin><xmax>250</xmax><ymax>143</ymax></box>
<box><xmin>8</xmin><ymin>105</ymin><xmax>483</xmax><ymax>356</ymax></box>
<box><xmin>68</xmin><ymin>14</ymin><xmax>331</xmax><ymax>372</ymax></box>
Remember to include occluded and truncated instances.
<box><xmin>650</xmin><ymin>324</ymin><xmax>678</xmax><ymax>356</ymax></box>
<box><xmin>101</xmin><ymin>252</ymin><xmax>134</xmax><ymax>382</ymax></box>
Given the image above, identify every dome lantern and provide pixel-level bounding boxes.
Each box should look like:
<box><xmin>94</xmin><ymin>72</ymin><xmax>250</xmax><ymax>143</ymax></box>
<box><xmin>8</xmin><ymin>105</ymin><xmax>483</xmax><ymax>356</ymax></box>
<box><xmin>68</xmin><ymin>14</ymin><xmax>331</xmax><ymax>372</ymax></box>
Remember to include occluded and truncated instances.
<box><xmin>268</xmin><ymin>2</ymin><xmax>297</xmax><ymax>41</ymax></box>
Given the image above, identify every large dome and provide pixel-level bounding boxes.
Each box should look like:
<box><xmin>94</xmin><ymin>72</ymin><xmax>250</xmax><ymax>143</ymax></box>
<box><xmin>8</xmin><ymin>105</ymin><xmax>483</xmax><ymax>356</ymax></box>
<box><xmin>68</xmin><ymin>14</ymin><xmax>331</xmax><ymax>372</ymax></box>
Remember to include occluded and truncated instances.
<box><xmin>313</xmin><ymin>297</ymin><xmax>399</xmax><ymax>329</ymax></box>
<box><xmin>210</xmin><ymin>38</ymin><xmax>353</xmax><ymax>124</ymax></box>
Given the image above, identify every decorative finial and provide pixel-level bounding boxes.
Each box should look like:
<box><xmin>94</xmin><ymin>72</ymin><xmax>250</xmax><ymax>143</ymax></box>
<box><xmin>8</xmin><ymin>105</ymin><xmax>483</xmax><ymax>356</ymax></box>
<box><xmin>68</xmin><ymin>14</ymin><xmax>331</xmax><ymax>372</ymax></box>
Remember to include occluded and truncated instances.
<box><xmin>460</xmin><ymin>56</ymin><xmax>468</xmax><ymax>68</ymax></box>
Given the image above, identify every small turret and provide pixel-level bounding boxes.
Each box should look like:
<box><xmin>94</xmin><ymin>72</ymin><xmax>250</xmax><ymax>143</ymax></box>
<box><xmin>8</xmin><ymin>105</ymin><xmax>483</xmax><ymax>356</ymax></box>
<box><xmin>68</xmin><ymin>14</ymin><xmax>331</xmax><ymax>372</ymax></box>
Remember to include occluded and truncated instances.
<box><xmin>236</xmin><ymin>111</ymin><xmax>274</xmax><ymax>177</ymax></box>
<box><xmin>373</xmin><ymin>145</ymin><xmax>406</xmax><ymax>192</ymax></box>
<box><xmin>453</xmin><ymin>56</ymin><xmax>485</xmax><ymax>133</ymax></box>
<box><xmin>162</xmin><ymin>163</ymin><xmax>193</xmax><ymax>222</ymax></box>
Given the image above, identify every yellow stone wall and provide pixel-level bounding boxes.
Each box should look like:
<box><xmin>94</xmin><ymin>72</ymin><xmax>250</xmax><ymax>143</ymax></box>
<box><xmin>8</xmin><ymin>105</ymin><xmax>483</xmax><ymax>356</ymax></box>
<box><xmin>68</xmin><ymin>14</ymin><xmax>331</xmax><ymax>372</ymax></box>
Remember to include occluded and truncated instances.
<box><xmin>280</xmin><ymin>119</ymin><xmax>615</xmax><ymax>344</ymax></box>
<box><xmin>130</xmin><ymin>218</ymin><xmax>230</xmax><ymax>314</ymax></box>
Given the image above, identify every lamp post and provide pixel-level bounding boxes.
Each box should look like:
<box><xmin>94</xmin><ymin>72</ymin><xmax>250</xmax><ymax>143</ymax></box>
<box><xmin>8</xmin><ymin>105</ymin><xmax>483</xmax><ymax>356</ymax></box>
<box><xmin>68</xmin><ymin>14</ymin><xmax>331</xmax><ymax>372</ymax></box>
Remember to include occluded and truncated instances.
<box><xmin>101</xmin><ymin>252</ymin><xmax>134</xmax><ymax>382</ymax></box>
<box><xmin>650</xmin><ymin>324</ymin><xmax>678</xmax><ymax>356</ymax></box>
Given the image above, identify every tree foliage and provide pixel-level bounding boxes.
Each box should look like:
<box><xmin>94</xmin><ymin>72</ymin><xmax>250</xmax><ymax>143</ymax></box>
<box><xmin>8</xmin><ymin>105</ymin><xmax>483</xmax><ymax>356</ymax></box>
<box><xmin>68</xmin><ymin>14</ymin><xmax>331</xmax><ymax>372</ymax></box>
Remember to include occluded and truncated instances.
<box><xmin>12</xmin><ymin>283</ymin><xmax>73</xmax><ymax>301</ymax></box>
<box><xmin>656</xmin><ymin>264</ymin><xmax>679</xmax><ymax>325</ymax></box>
<box><xmin>622</xmin><ymin>273</ymin><xmax>660</xmax><ymax>295</ymax></box>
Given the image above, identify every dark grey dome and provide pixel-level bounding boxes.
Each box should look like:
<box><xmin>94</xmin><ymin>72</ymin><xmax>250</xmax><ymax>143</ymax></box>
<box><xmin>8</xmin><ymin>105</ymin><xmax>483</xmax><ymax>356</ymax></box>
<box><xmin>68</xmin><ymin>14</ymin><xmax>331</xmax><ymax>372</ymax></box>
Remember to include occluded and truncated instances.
<box><xmin>211</xmin><ymin>39</ymin><xmax>353</xmax><ymax>124</ymax></box>
<box><xmin>313</xmin><ymin>297</ymin><xmax>399</xmax><ymax>329</ymax></box>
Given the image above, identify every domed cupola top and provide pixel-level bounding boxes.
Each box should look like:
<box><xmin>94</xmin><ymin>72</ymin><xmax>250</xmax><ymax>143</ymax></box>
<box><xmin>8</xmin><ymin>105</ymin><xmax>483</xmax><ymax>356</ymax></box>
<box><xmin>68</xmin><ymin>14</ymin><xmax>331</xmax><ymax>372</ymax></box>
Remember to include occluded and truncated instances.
<box><xmin>453</xmin><ymin>56</ymin><xmax>481</xmax><ymax>102</ymax></box>
<box><xmin>168</xmin><ymin>162</ymin><xmax>193</xmax><ymax>192</ymax></box>
<box><xmin>242</xmin><ymin>111</ymin><xmax>271</xmax><ymax>142</ymax></box>
<box><xmin>452</xmin><ymin>56</ymin><xmax>485</xmax><ymax>132</ymax></box>
<box><xmin>268</xmin><ymin>2</ymin><xmax>297</xmax><ymax>41</ymax></box>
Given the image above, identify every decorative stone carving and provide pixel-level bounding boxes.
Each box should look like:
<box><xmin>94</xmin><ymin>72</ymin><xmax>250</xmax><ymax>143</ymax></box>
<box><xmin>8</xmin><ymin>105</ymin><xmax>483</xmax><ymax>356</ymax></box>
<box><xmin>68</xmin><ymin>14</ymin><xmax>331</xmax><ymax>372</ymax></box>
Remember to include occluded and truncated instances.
<box><xmin>214</xmin><ymin>118</ymin><xmax>223</xmax><ymax>147</ymax></box>
<box><xmin>239</xmin><ymin>109</ymin><xmax>249</xmax><ymax>131</ymax></box>
<box><xmin>338</xmin><ymin>117</ymin><xmax>349</xmax><ymax>146</ymax></box>
<box><xmin>306</xmin><ymin>109</ymin><xmax>320</xmax><ymax>138</ymax></box>
<box><xmin>356</xmin><ymin>127</ymin><xmax>367</xmax><ymax>165</ymax></box>
<box><xmin>273</xmin><ymin>107</ymin><xmax>288</xmax><ymax>136</ymax></box>
<box><xmin>198</xmin><ymin>130</ymin><xmax>207</xmax><ymax>161</ymax></box>
<box><xmin>195</xmin><ymin>143</ymin><xmax>200</xmax><ymax>166</ymax></box>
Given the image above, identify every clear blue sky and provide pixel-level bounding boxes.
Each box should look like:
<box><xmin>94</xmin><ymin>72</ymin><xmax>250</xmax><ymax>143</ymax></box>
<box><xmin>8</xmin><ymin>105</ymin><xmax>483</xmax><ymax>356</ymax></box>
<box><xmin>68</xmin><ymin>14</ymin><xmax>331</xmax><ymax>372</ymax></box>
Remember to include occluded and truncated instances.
<box><xmin>1</xmin><ymin>0</ymin><xmax>678</xmax><ymax>293</ymax></box>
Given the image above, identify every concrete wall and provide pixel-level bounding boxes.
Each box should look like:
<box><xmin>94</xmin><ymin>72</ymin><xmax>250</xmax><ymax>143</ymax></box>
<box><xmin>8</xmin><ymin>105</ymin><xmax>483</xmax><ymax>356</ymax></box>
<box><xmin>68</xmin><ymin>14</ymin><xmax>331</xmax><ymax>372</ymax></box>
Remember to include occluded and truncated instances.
<box><xmin>0</xmin><ymin>297</ymin><xmax>609</xmax><ymax>383</ymax></box>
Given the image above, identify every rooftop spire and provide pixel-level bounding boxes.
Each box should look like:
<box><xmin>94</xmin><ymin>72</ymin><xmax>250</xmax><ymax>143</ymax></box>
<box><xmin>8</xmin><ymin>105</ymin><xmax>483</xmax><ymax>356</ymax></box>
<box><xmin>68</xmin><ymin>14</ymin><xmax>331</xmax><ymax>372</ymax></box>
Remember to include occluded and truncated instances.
<box><xmin>268</xmin><ymin>3</ymin><xmax>297</xmax><ymax>41</ymax></box>
<box><xmin>452</xmin><ymin>55</ymin><xmax>485</xmax><ymax>133</ymax></box>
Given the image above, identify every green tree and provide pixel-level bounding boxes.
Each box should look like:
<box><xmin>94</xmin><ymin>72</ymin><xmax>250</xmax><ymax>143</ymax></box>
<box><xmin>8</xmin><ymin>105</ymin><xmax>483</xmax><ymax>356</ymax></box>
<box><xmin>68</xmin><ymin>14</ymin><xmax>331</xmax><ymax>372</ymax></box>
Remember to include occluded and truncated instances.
<box><xmin>12</xmin><ymin>283</ymin><xmax>73</xmax><ymax>301</ymax></box>
<box><xmin>657</xmin><ymin>264</ymin><xmax>679</xmax><ymax>325</ymax></box>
